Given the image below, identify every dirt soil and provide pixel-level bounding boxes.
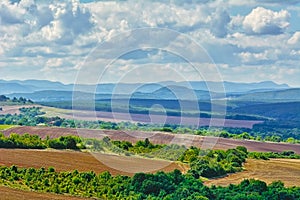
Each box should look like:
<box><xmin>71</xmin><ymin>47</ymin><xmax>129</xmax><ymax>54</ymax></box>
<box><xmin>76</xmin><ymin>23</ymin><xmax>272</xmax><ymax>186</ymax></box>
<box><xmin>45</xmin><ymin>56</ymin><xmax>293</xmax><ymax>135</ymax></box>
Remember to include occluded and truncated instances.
<box><xmin>3</xmin><ymin>126</ymin><xmax>300</xmax><ymax>154</ymax></box>
<box><xmin>0</xmin><ymin>186</ymin><xmax>90</xmax><ymax>200</ymax></box>
<box><xmin>0</xmin><ymin>105</ymin><xmax>38</xmax><ymax>115</ymax></box>
<box><xmin>0</xmin><ymin>149</ymin><xmax>187</xmax><ymax>176</ymax></box>
<box><xmin>205</xmin><ymin>159</ymin><xmax>300</xmax><ymax>187</ymax></box>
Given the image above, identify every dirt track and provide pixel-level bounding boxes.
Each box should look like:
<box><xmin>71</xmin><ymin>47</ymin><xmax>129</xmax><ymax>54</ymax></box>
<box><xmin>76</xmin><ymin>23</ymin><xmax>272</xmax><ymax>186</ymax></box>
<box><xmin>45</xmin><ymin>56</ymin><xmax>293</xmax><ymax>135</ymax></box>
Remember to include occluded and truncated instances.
<box><xmin>3</xmin><ymin>126</ymin><xmax>300</xmax><ymax>153</ymax></box>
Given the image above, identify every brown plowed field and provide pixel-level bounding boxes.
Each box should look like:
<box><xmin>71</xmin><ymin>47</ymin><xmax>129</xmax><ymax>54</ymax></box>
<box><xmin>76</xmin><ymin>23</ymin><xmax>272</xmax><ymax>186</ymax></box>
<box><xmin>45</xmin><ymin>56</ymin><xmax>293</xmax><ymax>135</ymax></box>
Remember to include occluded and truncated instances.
<box><xmin>0</xmin><ymin>149</ymin><xmax>187</xmax><ymax>176</ymax></box>
<box><xmin>0</xmin><ymin>186</ymin><xmax>89</xmax><ymax>200</ymax></box>
<box><xmin>205</xmin><ymin>159</ymin><xmax>300</xmax><ymax>187</ymax></box>
<box><xmin>3</xmin><ymin>126</ymin><xmax>300</xmax><ymax>153</ymax></box>
<box><xmin>0</xmin><ymin>105</ymin><xmax>38</xmax><ymax>115</ymax></box>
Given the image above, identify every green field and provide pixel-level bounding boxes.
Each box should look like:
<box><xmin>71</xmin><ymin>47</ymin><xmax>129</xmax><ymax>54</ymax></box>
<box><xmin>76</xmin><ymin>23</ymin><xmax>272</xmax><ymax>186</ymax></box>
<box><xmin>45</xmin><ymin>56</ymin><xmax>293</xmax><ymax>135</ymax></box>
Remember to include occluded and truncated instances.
<box><xmin>0</xmin><ymin>125</ymin><xmax>15</xmax><ymax>130</ymax></box>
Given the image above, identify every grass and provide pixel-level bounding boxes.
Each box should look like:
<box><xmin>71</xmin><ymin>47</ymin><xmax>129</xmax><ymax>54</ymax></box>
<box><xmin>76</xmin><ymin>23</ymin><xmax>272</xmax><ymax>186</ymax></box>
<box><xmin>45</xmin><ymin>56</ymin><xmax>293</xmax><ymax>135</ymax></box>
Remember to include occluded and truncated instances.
<box><xmin>0</xmin><ymin>125</ymin><xmax>15</xmax><ymax>130</ymax></box>
<box><xmin>40</xmin><ymin>106</ymin><xmax>72</xmax><ymax>118</ymax></box>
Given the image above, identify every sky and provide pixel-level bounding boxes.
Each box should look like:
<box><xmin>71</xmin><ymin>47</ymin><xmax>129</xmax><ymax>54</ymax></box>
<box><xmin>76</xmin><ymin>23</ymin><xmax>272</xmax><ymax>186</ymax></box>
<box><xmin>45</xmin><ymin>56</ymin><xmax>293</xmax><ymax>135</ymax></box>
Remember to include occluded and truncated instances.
<box><xmin>0</xmin><ymin>0</ymin><xmax>300</xmax><ymax>86</ymax></box>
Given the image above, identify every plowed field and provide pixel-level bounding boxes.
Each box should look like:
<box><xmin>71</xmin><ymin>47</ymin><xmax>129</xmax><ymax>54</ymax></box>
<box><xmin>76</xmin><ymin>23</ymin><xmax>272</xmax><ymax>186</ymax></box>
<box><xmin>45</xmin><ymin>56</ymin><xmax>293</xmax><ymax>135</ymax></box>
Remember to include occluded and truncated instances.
<box><xmin>3</xmin><ymin>126</ymin><xmax>300</xmax><ymax>153</ymax></box>
<box><xmin>205</xmin><ymin>159</ymin><xmax>300</xmax><ymax>187</ymax></box>
<box><xmin>0</xmin><ymin>149</ymin><xmax>187</xmax><ymax>176</ymax></box>
<box><xmin>0</xmin><ymin>186</ymin><xmax>89</xmax><ymax>200</ymax></box>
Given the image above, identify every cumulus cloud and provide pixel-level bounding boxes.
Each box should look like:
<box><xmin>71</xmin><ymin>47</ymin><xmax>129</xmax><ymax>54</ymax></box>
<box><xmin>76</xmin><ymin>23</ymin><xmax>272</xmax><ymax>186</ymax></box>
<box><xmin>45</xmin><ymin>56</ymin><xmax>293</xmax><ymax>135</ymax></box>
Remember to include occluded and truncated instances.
<box><xmin>0</xmin><ymin>0</ymin><xmax>95</xmax><ymax>56</ymax></box>
<box><xmin>243</xmin><ymin>7</ymin><xmax>290</xmax><ymax>35</ymax></box>
<box><xmin>0</xmin><ymin>0</ymin><xmax>300</xmax><ymax>86</ymax></box>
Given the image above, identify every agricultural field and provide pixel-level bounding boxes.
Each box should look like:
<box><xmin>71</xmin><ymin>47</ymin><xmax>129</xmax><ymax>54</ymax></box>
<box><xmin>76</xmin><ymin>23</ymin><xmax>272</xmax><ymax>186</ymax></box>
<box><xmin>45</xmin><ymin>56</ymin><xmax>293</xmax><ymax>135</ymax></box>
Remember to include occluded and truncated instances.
<box><xmin>0</xmin><ymin>186</ymin><xmax>89</xmax><ymax>200</ymax></box>
<box><xmin>41</xmin><ymin>106</ymin><xmax>263</xmax><ymax>128</ymax></box>
<box><xmin>0</xmin><ymin>125</ymin><xmax>14</xmax><ymax>130</ymax></box>
<box><xmin>205</xmin><ymin>159</ymin><xmax>300</xmax><ymax>187</ymax></box>
<box><xmin>0</xmin><ymin>105</ymin><xmax>37</xmax><ymax>115</ymax></box>
<box><xmin>0</xmin><ymin>149</ymin><xmax>188</xmax><ymax>176</ymax></box>
<box><xmin>0</xmin><ymin>104</ymin><xmax>264</xmax><ymax>128</ymax></box>
<box><xmin>3</xmin><ymin>126</ymin><xmax>300</xmax><ymax>154</ymax></box>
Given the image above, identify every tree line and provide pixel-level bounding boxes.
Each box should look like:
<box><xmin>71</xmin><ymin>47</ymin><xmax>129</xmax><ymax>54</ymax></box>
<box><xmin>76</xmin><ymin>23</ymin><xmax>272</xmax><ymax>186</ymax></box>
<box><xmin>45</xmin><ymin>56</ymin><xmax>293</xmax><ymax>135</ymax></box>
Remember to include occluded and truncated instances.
<box><xmin>1</xmin><ymin>133</ymin><xmax>299</xmax><ymax>179</ymax></box>
<box><xmin>0</xmin><ymin>95</ymin><xmax>33</xmax><ymax>104</ymax></box>
<box><xmin>0</xmin><ymin>165</ymin><xmax>299</xmax><ymax>200</ymax></box>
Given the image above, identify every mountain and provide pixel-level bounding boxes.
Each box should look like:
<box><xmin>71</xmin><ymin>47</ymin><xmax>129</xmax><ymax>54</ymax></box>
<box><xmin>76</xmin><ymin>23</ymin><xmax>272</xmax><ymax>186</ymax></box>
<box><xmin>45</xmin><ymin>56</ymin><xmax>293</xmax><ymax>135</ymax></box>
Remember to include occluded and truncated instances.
<box><xmin>0</xmin><ymin>79</ymin><xmax>72</xmax><ymax>93</ymax></box>
<box><xmin>0</xmin><ymin>83</ymin><xmax>36</xmax><ymax>94</ymax></box>
<box><xmin>0</xmin><ymin>79</ymin><xmax>290</xmax><ymax>95</ymax></box>
<box><xmin>1</xmin><ymin>79</ymin><xmax>294</xmax><ymax>102</ymax></box>
<box><xmin>178</xmin><ymin>81</ymin><xmax>290</xmax><ymax>93</ymax></box>
<box><xmin>149</xmin><ymin>85</ymin><xmax>213</xmax><ymax>100</ymax></box>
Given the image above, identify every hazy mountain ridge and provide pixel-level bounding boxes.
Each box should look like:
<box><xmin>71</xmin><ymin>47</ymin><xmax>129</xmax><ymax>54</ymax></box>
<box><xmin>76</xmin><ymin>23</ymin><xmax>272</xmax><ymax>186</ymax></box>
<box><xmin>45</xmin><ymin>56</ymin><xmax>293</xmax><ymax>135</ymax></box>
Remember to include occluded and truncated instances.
<box><xmin>0</xmin><ymin>79</ymin><xmax>291</xmax><ymax>95</ymax></box>
<box><xmin>1</xmin><ymin>79</ymin><xmax>298</xmax><ymax>102</ymax></box>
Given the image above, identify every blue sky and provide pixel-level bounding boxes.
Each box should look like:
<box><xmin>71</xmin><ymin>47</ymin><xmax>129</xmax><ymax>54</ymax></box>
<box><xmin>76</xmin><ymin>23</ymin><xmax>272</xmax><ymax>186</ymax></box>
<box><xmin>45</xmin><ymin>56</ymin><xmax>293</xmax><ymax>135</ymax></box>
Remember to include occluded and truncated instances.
<box><xmin>0</xmin><ymin>0</ymin><xmax>300</xmax><ymax>86</ymax></box>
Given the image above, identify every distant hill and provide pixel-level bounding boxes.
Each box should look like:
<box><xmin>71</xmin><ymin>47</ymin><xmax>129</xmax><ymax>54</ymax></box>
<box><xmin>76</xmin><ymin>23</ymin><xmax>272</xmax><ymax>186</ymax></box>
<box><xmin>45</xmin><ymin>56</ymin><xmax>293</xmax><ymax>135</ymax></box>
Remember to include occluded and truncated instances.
<box><xmin>6</xmin><ymin>90</ymin><xmax>131</xmax><ymax>102</ymax></box>
<box><xmin>176</xmin><ymin>81</ymin><xmax>289</xmax><ymax>93</ymax></box>
<box><xmin>231</xmin><ymin>102</ymin><xmax>300</xmax><ymax>121</ymax></box>
<box><xmin>233</xmin><ymin>88</ymin><xmax>300</xmax><ymax>102</ymax></box>
<box><xmin>0</xmin><ymin>83</ymin><xmax>35</xmax><ymax>94</ymax></box>
<box><xmin>5</xmin><ymin>85</ymin><xmax>299</xmax><ymax>103</ymax></box>
<box><xmin>149</xmin><ymin>85</ymin><xmax>219</xmax><ymax>100</ymax></box>
<box><xmin>0</xmin><ymin>79</ymin><xmax>71</xmax><ymax>93</ymax></box>
<box><xmin>0</xmin><ymin>79</ymin><xmax>290</xmax><ymax>95</ymax></box>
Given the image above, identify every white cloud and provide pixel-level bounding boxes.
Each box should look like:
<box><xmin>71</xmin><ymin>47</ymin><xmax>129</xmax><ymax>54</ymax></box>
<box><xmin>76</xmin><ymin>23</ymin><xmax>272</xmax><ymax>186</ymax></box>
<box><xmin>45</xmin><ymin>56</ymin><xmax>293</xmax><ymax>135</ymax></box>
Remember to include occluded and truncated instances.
<box><xmin>243</xmin><ymin>7</ymin><xmax>290</xmax><ymax>35</ymax></box>
<box><xmin>238</xmin><ymin>50</ymin><xmax>279</xmax><ymax>64</ymax></box>
<box><xmin>287</xmin><ymin>31</ymin><xmax>300</xmax><ymax>45</ymax></box>
<box><xmin>0</xmin><ymin>0</ymin><xmax>25</xmax><ymax>25</ymax></box>
<box><xmin>0</xmin><ymin>0</ymin><xmax>300</xmax><ymax>86</ymax></box>
<box><xmin>291</xmin><ymin>50</ymin><xmax>300</xmax><ymax>56</ymax></box>
<box><xmin>229</xmin><ymin>32</ymin><xmax>289</xmax><ymax>48</ymax></box>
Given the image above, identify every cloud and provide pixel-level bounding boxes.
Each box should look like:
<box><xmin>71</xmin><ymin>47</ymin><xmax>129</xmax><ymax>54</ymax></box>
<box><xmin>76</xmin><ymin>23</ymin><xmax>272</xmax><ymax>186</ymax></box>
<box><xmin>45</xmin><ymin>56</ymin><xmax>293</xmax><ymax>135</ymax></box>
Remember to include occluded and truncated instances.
<box><xmin>237</xmin><ymin>49</ymin><xmax>279</xmax><ymax>64</ymax></box>
<box><xmin>254</xmin><ymin>0</ymin><xmax>300</xmax><ymax>5</ymax></box>
<box><xmin>210</xmin><ymin>9</ymin><xmax>231</xmax><ymax>38</ymax></box>
<box><xmin>0</xmin><ymin>0</ymin><xmax>300</xmax><ymax>86</ymax></box>
<box><xmin>243</xmin><ymin>7</ymin><xmax>290</xmax><ymax>35</ymax></box>
<box><xmin>39</xmin><ymin>1</ymin><xmax>94</xmax><ymax>45</ymax></box>
<box><xmin>288</xmin><ymin>31</ymin><xmax>300</xmax><ymax>45</ymax></box>
<box><xmin>0</xmin><ymin>0</ymin><xmax>25</xmax><ymax>25</ymax></box>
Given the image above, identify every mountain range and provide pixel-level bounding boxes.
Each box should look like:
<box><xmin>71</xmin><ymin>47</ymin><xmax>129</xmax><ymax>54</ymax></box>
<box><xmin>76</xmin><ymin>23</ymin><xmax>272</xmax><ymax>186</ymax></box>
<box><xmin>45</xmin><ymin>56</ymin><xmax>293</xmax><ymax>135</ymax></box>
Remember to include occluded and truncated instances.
<box><xmin>1</xmin><ymin>79</ymin><xmax>299</xmax><ymax>102</ymax></box>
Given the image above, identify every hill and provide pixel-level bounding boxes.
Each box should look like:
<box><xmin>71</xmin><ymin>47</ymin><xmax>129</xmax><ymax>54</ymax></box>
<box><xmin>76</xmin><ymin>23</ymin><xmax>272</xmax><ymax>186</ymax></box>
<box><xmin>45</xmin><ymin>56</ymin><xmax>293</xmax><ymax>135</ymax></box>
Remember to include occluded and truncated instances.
<box><xmin>1</xmin><ymin>79</ymin><xmax>290</xmax><ymax>95</ymax></box>
<box><xmin>233</xmin><ymin>88</ymin><xmax>300</xmax><ymax>102</ymax></box>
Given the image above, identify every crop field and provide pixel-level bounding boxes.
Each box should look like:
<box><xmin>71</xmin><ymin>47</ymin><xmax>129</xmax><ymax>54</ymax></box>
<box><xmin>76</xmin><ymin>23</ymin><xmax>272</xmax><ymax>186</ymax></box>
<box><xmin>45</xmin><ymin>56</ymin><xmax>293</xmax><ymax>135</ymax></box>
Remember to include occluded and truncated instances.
<box><xmin>0</xmin><ymin>104</ymin><xmax>264</xmax><ymax>128</ymax></box>
<box><xmin>3</xmin><ymin>126</ymin><xmax>300</xmax><ymax>154</ymax></box>
<box><xmin>41</xmin><ymin>106</ymin><xmax>263</xmax><ymax>128</ymax></box>
<box><xmin>0</xmin><ymin>125</ymin><xmax>15</xmax><ymax>130</ymax></box>
<box><xmin>0</xmin><ymin>186</ymin><xmax>89</xmax><ymax>200</ymax></box>
<box><xmin>205</xmin><ymin>159</ymin><xmax>300</xmax><ymax>187</ymax></box>
<box><xmin>0</xmin><ymin>149</ymin><xmax>188</xmax><ymax>176</ymax></box>
<box><xmin>0</xmin><ymin>105</ymin><xmax>38</xmax><ymax>115</ymax></box>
